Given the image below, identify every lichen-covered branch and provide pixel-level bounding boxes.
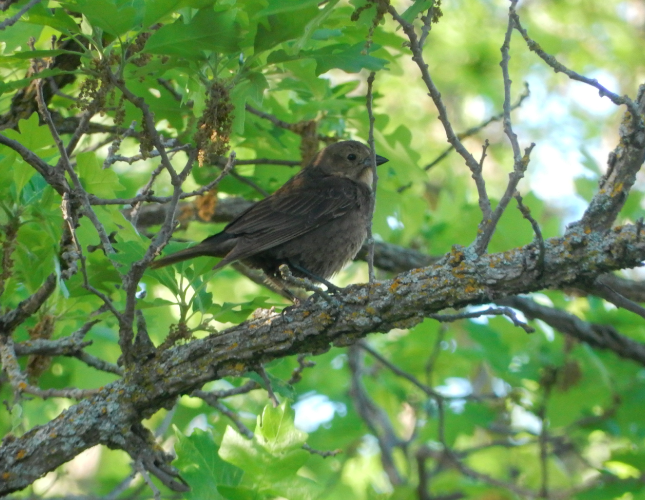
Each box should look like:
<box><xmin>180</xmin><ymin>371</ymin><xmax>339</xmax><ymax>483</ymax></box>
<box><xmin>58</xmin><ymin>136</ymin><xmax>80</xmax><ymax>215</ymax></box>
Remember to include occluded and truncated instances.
<box><xmin>2</xmin><ymin>222</ymin><xmax>645</xmax><ymax>494</ymax></box>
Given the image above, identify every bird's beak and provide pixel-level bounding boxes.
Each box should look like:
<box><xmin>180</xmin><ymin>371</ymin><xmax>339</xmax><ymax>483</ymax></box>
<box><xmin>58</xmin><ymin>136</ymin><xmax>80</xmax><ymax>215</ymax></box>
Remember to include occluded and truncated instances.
<box><xmin>376</xmin><ymin>154</ymin><xmax>389</xmax><ymax>165</ymax></box>
<box><xmin>364</xmin><ymin>155</ymin><xmax>389</xmax><ymax>166</ymax></box>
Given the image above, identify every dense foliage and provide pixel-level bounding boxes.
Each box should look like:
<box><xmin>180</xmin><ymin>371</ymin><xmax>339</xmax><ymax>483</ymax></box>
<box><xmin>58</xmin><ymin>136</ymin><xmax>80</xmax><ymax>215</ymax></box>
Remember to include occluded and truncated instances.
<box><xmin>2</xmin><ymin>0</ymin><xmax>645</xmax><ymax>499</ymax></box>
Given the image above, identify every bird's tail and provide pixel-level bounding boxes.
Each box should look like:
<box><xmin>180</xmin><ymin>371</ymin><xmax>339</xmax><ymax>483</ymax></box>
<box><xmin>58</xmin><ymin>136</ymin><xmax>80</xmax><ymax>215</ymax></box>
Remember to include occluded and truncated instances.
<box><xmin>150</xmin><ymin>245</ymin><xmax>212</xmax><ymax>269</ymax></box>
<box><xmin>150</xmin><ymin>233</ymin><xmax>237</xmax><ymax>270</ymax></box>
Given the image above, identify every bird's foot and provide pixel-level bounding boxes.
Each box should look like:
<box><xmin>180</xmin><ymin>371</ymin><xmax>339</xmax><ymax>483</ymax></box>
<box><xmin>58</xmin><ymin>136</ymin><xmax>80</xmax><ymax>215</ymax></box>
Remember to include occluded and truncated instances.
<box><xmin>278</xmin><ymin>264</ymin><xmax>342</xmax><ymax>305</ymax></box>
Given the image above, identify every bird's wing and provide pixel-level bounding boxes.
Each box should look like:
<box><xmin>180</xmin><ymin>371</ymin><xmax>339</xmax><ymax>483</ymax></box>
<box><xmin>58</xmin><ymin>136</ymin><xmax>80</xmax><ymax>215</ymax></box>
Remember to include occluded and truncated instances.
<box><xmin>215</xmin><ymin>175</ymin><xmax>364</xmax><ymax>263</ymax></box>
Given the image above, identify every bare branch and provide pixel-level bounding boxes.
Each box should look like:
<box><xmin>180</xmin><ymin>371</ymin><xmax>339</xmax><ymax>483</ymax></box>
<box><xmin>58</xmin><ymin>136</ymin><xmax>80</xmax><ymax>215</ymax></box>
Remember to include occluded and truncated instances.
<box><xmin>302</xmin><ymin>443</ymin><xmax>341</xmax><ymax>458</ymax></box>
<box><xmin>0</xmin><ymin>335</ymin><xmax>98</xmax><ymax>400</ymax></box>
<box><xmin>0</xmin><ymin>274</ymin><xmax>56</xmax><ymax>334</ymax></box>
<box><xmin>498</xmin><ymin>295</ymin><xmax>645</xmax><ymax>365</ymax></box>
<box><xmin>348</xmin><ymin>345</ymin><xmax>404</xmax><ymax>485</ymax></box>
<box><xmin>584</xmin><ymin>279</ymin><xmax>645</xmax><ymax>321</ymax></box>
<box><xmin>514</xmin><ymin>191</ymin><xmax>545</xmax><ymax>278</ymax></box>
<box><xmin>0</xmin><ymin>133</ymin><xmax>69</xmax><ymax>195</ymax></box>
<box><xmin>512</xmin><ymin>9</ymin><xmax>640</xmax><ymax>118</ymax></box>
<box><xmin>424</xmin><ymin>83</ymin><xmax>530</xmax><ymax>171</ymax></box>
<box><xmin>195</xmin><ymin>393</ymin><xmax>254</xmax><ymax>439</ymax></box>
<box><xmin>0</xmin><ymin>0</ymin><xmax>41</xmax><ymax>30</ymax></box>
<box><xmin>471</xmin><ymin>2</ymin><xmax>535</xmax><ymax>255</ymax></box>
<box><xmin>287</xmin><ymin>354</ymin><xmax>315</xmax><ymax>385</ymax></box>
<box><xmin>388</xmin><ymin>4</ymin><xmax>492</xmax><ymax>224</ymax></box>
<box><xmin>430</xmin><ymin>305</ymin><xmax>535</xmax><ymax>334</ymax></box>
<box><xmin>366</xmin><ymin>71</ymin><xmax>378</xmax><ymax>283</ymax></box>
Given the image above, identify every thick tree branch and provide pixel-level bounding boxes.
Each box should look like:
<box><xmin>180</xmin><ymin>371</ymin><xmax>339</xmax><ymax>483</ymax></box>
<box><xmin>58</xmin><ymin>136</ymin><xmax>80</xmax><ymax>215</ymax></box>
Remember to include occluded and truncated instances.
<box><xmin>3</xmin><ymin>223</ymin><xmax>645</xmax><ymax>493</ymax></box>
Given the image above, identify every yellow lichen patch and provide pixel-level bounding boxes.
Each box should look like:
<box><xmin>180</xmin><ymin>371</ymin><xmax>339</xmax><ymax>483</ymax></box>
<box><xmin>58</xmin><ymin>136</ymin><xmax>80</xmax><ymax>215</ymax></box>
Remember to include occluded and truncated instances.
<box><xmin>585</xmin><ymin>227</ymin><xmax>592</xmax><ymax>234</ymax></box>
<box><xmin>464</xmin><ymin>284</ymin><xmax>478</xmax><ymax>294</ymax></box>
<box><xmin>611</xmin><ymin>182</ymin><xmax>624</xmax><ymax>197</ymax></box>
<box><xmin>15</xmin><ymin>449</ymin><xmax>26</xmax><ymax>460</ymax></box>
<box><xmin>392</xmin><ymin>317</ymin><xmax>422</xmax><ymax>329</ymax></box>
<box><xmin>448</xmin><ymin>247</ymin><xmax>465</xmax><ymax>266</ymax></box>
<box><xmin>365</xmin><ymin>307</ymin><xmax>376</xmax><ymax>315</ymax></box>
<box><xmin>2</xmin><ymin>472</ymin><xmax>10</xmax><ymax>480</ymax></box>
<box><xmin>317</xmin><ymin>312</ymin><xmax>333</xmax><ymax>323</ymax></box>
<box><xmin>302</xmin><ymin>311</ymin><xmax>310</xmax><ymax>317</ymax></box>
<box><xmin>225</xmin><ymin>362</ymin><xmax>245</xmax><ymax>374</ymax></box>
<box><xmin>389</xmin><ymin>280</ymin><xmax>401</xmax><ymax>293</ymax></box>
<box><xmin>227</xmin><ymin>342</ymin><xmax>239</xmax><ymax>350</ymax></box>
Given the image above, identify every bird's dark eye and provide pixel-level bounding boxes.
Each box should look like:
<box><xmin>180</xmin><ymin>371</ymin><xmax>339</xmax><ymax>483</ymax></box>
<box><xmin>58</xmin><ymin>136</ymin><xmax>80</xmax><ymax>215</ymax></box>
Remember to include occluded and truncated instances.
<box><xmin>347</xmin><ymin>154</ymin><xmax>357</xmax><ymax>161</ymax></box>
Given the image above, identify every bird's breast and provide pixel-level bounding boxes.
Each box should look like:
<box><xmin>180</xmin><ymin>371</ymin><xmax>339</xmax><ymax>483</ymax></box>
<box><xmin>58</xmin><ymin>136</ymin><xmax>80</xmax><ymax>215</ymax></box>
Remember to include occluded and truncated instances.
<box><xmin>357</xmin><ymin>167</ymin><xmax>374</xmax><ymax>189</ymax></box>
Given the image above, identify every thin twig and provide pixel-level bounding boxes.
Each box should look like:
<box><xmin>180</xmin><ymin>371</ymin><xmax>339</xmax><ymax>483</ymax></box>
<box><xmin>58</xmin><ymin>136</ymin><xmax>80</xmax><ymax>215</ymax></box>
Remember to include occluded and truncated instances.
<box><xmin>514</xmin><ymin>191</ymin><xmax>545</xmax><ymax>278</ymax></box>
<box><xmin>0</xmin><ymin>336</ymin><xmax>99</xmax><ymax>400</ymax></box>
<box><xmin>366</xmin><ymin>71</ymin><xmax>379</xmax><ymax>283</ymax></box>
<box><xmin>288</xmin><ymin>354</ymin><xmax>315</xmax><ymax>385</ymax></box>
<box><xmin>195</xmin><ymin>391</ymin><xmax>254</xmax><ymax>439</ymax></box>
<box><xmin>512</xmin><ymin>9</ymin><xmax>640</xmax><ymax>122</ymax></box>
<box><xmin>497</xmin><ymin>296</ymin><xmax>645</xmax><ymax>366</ymax></box>
<box><xmin>388</xmin><ymin>5</ymin><xmax>493</xmax><ymax>225</ymax></box>
<box><xmin>36</xmin><ymin>79</ymin><xmax>117</xmax><ymax>255</ymax></box>
<box><xmin>358</xmin><ymin>340</ymin><xmax>443</xmax><ymax>399</ymax></box>
<box><xmin>0</xmin><ymin>0</ymin><xmax>41</xmax><ymax>30</ymax></box>
<box><xmin>538</xmin><ymin>368</ymin><xmax>556</xmax><ymax>499</ymax></box>
<box><xmin>425</xmin><ymin>325</ymin><xmax>447</xmax><ymax>386</ymax></box>
<box><xmin>429</xmin><ymin>306</ymin><xmax>535</xmax><ymax>333</ymax></box>
<box><xmin>424</xmin><ymin>83</ymin><xmax>530</xmax><ymax>171</ymax></box>
<box><xmin>135</xmin><ymin>461</ymin><xmax>162</xmax><ymax>500</ymax></box>
<box><xmin>587</xmin><ymin>280</ymin><xmax>645</xmax><ymax>321</ymax></box>
<box><xmin>102</xmin><ymin>121</ymin><xmax>138</xmax><ymax>169</ymax></box>
<box><xmin>472</xmin><ymin>0</ymin><xmax>535</xmax><ymax>256</ymax></box>
<box><xmin>348</xmin><ymin>345</ymin><xmax>404</xmax><ymax>485</ymax></box>
<box><xmin>302</xmin><ymin>443</ymin><xmax>341</xmax><ymax>457</ymax></box>
<box><xmin>418</xmin><ymin>1</ymin><xmax>437</xmax><ymax>47</ymax></box>
<box><xmin>256</xmin><ymin>364</ymin><xmax>279</xmax><ymax>407</ymax></box>
<box><xmin>191</xmin><ymin>380</ymin><xmax>262</xmax><ymax>399</ymax></box>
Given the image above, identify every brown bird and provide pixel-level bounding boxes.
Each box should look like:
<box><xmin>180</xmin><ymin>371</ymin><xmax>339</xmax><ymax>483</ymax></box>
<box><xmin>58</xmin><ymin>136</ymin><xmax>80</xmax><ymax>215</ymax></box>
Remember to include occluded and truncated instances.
<box><xmin>151</xmin><ymin>140</ymin><xmax>388</xmax><ymax>289</ymax></box>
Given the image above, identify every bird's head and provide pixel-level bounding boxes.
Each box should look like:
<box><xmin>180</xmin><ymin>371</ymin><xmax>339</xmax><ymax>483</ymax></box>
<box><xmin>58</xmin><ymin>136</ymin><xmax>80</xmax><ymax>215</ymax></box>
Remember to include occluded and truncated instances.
<box><xmin>307</xmin><ymin>140</ymin><xmax>389</xmax><ymax>188</ymax></box>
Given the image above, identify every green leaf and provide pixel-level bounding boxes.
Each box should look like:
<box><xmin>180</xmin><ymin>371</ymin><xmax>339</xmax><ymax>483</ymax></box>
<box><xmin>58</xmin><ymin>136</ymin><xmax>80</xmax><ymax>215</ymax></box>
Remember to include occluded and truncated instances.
<box><xmin>267</xmin><ymin>475</ymin><xmax>323</xmax><ymax>500</ymax></box>
<box><xmin>574</xmin><ymin>477</ymin><xmax>643</xmax><ymax>500</ymax></box>
<box><xmin>268</xmin><ymin>43</ymin><xmax>388</xmax><ymax>75</ymax></box>
<box><xmin>254</xmin><ymin>2</ymin><xmax>320</xmax><ymax>53</ymax></box>
<box><xmin>211</xmin><ymin>297</ymin><xmax>279</xmax><ymax>323</ymax></box>
<box><xmin>0</xmin><ymin>68</ymin><xmax>79</xmax><ymax>96</ymax></box>
<box><xmin>217</xmin><ymin>485</ymin><xmax>262</xmax><ymax>500</ymax></box>
<box><xmin>1</xmin><ymin>114</ymin><xmax>56</xmax><ymax>196</ymax></box>
<box><xmin>5</xmin><ymin>113</ymin><xmax>56</xmax><ymax>152</ymax></box>
<box><xmin>230</xmin><ymin>72</ymin><xmax>269</xmax><ymax>134</ymax></box>
<box><xmin>0</xmin><ymin>49</ymin><xmax>83</xmax><ymax>60</ymax></box>
<box><xmin>75</xmin><ymin>152</ymin><xmax>126</xmax><ymax>198</ymax></box>
<box><xmin>12</xmin><ymin>161</ymin><xmax>36</xmax><ymax>199</ymax></box>
<box><xmin>145</xmin><ymin>8</ymin><xmax>240</xmax><ymax>59</ymax></box>
<box><xmin>219</xmin><ymin>425</ymin><xmax>271</xmax><ymax>479</ymax></box>
<box><xmin>219</xmin><ymin>403</ymin><xmax>310</xmax><ymax>484</ymax></box>
<box><xmin>143</xmin><ymin>0</ymin><xmax>190</xmax><ymax>26</ymax></box>
<box><xmin>255</xmin><ymin>0</ymin><xmax>321</xmax><ymax>16</ymax></box>
<box><xmin>23</xmin><ymin>4</ymin><xmax>81</xmax><ymax>33</ymax></box>
<box><xmin>401</xmin><ymin>0</ymin><xmax>433</xmax><ymax>23</ymax></box>
<box><xmin>61</xmin><ymin>0</ymin><xmax>144</xmax><ymax>36</ymax></box>
<box><xmin>175</xmin><ymin>427</ymin><xmax>243</xmax><ymax>500</ymax></box>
